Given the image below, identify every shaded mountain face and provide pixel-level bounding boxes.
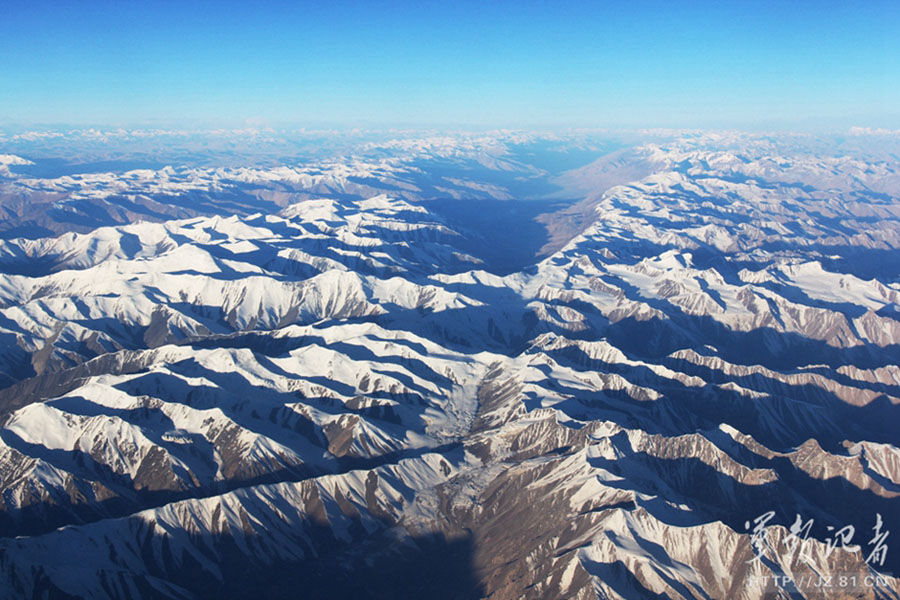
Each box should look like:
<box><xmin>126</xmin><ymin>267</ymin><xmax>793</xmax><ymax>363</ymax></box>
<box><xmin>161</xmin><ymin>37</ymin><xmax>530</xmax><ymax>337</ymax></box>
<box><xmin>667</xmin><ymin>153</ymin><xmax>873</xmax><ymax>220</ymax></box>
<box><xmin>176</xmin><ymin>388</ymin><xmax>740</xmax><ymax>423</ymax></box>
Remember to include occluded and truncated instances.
<box><xmin>0</xmin><ymin>130</ymin><xmax>898</xmax><ymax>599</ymax></box>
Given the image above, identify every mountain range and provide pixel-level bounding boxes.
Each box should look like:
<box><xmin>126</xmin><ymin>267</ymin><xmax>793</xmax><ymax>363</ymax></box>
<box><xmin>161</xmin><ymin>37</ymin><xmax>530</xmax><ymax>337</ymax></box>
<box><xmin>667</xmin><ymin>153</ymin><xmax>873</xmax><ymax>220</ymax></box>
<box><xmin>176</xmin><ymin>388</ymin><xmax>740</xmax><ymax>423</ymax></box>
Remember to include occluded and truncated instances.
<box><xmin>0</xmin><ymin>129</ymin><xmax>897</xmax><ymax>599</ymax></box>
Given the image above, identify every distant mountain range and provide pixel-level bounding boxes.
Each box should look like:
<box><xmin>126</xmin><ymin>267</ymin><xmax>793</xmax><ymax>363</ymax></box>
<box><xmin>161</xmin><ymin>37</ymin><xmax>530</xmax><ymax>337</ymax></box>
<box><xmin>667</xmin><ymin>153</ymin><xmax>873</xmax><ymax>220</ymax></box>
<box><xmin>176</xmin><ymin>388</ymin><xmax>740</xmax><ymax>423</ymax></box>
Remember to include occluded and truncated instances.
<box><xmin>0</xmin><ymin>129</ymin><xmax>898</xmax><ymax>599</ymax></box>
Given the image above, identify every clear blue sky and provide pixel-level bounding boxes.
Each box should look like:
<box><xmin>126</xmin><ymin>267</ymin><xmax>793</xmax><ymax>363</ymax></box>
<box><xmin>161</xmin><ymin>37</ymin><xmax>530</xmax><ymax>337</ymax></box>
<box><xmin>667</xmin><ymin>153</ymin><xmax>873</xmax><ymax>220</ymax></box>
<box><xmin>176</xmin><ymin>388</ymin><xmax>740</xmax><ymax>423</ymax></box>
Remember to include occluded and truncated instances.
<box><xmin>1</xmin><ymin>0</ymin><xmax>897</xmax><ymax>130</ymax></box>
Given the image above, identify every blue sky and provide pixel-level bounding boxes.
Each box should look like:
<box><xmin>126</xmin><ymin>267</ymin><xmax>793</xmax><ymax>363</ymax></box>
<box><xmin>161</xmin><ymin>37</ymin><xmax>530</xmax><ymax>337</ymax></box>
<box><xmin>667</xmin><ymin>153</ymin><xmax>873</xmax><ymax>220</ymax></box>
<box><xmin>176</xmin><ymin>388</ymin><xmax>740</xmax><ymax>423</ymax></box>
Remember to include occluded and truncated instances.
<box><xmin>1</xmin><ymin>0</ymin><xmax>897</xmax><ymax>130</ymax></box>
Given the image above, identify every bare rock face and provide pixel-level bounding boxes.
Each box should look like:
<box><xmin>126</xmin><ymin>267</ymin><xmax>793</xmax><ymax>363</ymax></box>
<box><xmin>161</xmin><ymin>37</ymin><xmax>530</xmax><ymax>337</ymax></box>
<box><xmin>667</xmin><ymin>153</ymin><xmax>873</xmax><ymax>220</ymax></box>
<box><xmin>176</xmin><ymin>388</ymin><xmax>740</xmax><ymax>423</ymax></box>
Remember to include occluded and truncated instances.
<box><xmin>0</xmin><ymin>131</ymin><xmax>898</xmax><ymax>599</ymax></box>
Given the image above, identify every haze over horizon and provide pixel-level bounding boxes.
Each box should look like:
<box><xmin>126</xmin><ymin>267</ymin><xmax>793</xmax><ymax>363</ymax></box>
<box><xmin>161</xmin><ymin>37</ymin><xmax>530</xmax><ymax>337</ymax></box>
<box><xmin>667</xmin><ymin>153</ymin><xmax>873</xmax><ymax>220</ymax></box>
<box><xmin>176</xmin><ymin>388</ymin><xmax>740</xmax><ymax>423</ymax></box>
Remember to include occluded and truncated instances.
<box><xmin>2</xmin><ymin>0</ymin><xmax>898</xmax><ymax>131</ymax></box>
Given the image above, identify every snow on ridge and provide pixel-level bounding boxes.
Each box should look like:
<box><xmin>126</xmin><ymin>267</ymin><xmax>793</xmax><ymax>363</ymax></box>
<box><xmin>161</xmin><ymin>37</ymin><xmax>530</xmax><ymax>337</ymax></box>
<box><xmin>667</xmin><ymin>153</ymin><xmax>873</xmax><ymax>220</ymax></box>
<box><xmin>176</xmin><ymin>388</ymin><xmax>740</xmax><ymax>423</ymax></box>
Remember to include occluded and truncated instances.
<box><xmin>0</xmin><ymin>154</ymin><xmax>33</xmax><ymax>166</ymax></box>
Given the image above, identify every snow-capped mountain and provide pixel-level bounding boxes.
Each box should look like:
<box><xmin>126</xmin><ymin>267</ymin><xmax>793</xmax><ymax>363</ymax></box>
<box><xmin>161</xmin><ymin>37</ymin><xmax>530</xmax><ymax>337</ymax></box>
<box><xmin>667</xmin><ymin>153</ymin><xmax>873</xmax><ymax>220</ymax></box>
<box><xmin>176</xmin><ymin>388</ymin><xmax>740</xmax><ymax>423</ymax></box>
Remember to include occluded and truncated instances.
<box><xmin>0</xmin><ymin>130</ymin><xmax>898</xmax><ymax>599</ymax></box>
